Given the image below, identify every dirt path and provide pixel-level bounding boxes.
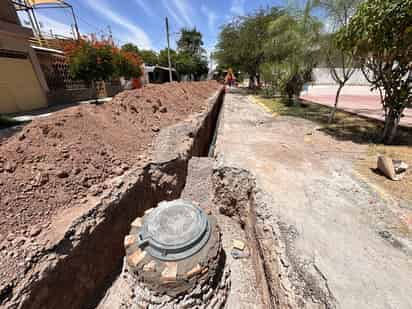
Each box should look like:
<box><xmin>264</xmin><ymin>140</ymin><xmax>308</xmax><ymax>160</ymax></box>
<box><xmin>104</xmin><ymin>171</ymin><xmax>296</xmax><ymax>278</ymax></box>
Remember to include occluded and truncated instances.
<box><xmin>214</xmin><ymin>89</ymin><xmax>412</xmax><ymax>308</ymax></box>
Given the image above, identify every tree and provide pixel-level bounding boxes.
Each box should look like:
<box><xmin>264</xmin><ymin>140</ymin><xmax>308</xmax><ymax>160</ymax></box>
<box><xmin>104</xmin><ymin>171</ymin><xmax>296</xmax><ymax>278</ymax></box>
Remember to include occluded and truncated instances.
<box><xmin>176</xmin><ymin>28</ymin><xmax>208</xmax><ymax>80</ymax></box>
<box><xmin>65</xmin><ymin>37</ymin><xmax>142</xmax><ymax>83</ymax></box>
<box><xmin>263</xmin><ymin>5</ymin><xmax>321</xmax><ymax>101</ymax></box>
<box><xmin>337</xmin><ymin>0</ymin><xmax>412</xmax><ymax>144</ymax></box>
<box><xmin>113</xmin><ymin>50</ymin><xmax>142</xmax><ymax>79</ymax></box>
<box><xmin>175</xmin><ymin>52</ymin><xmax>195</xmax><ymax>77</ymax></box>
<box><xmin>215</xmin><ymin>8</ymin><xmax>282</xmax><ymax>88</ymax></box>
<box><xmin>177</xmin><ymin>28</ymin><xmax>205</xmax><ymax>56</ymax></box>
<box><xmin>139</xmin><ymin>50</ymin><xmax>158</xmax><ymax>66</ymax></box>
<box><xmin>121</xmin><ymin>43</ymin><xmax>139</xmax><ymax>55</ymax></box>
<box><xmin>158</xmin><ymin>48</ymin><xmax>177</xmax><ymax>67</ymax></box>
<box><xmin>316</xmin><ymin>0</ymin><xmax>361</xmax><ymax>123</ymax></box>
<box><xmin>121</xmin><ymin>43</ymin><xmax>158</xmax><ymax>66</ymax></box>
<box><xmin>65</xmin><ymin>38</ymin><xmax>115</xmax><ymax>83</ymax></box>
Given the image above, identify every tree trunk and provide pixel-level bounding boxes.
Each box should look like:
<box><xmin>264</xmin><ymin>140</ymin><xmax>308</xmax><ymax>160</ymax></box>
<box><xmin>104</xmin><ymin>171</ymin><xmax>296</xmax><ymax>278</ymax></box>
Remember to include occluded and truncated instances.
<box><xmin>328</xmin><ymin>83</ymin><xmax>343</xmax><ymax>124</ymax></box>
<box><xmin>286</xmin><ymin>92</ymin><xmax>294</xmax><ymax>106</ymax></box>
<box><xmin>382</xmin><ymin>109</ymin><xmax>401</xmax><ymax>144</ymax></box>
<box><xmin>248</xmin><ymin>75</ymin><xmax>256</xmax><ymax>89</ymax></box>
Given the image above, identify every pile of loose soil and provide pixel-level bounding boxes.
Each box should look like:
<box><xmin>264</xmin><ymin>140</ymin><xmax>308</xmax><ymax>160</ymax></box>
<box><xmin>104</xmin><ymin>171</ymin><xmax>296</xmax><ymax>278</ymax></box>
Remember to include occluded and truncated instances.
<box><xmin>0</xmin><ymin>81</ymin><xmax>220</xmax><ymax>296</ymax></box>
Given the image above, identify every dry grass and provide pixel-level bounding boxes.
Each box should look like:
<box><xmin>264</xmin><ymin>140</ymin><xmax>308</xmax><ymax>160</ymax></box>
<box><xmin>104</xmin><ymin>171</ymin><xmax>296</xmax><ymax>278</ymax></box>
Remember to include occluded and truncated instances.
<box><xmin>255</xmin><ymin>95</ymin><xmax>412</xmax><ymax>204</ymax></box>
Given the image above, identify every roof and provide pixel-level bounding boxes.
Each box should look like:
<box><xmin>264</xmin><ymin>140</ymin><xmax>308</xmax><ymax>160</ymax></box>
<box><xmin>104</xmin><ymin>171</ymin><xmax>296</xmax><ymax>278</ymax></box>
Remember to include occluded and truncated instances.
<box><xmin>32</xmin><ymin>45</ymin><xmax>64</xmax><ymax>54</ymax></box>
<box><xmin>144</xmin><ymin>65</ymin><xmax>176</xmax><ymax>73</ymax></box>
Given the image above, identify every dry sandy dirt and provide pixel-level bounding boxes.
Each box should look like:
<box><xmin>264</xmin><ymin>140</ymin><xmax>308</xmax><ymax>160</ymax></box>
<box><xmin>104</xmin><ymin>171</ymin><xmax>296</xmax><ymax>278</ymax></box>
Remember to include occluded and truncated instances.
<box><xmin>0</xmin><ymin>81</ymin><xmax>220</xmax><ymax>298</ymax></box>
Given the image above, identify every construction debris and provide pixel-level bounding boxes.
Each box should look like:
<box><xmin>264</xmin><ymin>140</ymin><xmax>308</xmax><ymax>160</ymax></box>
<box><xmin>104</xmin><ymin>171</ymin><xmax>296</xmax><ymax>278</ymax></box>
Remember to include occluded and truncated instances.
<box><xmin>231</xmin><ymin>248</ymin><xmax>250</xmax><ymax>259</ymax></box>
<box><xmin>377</xmin><ymin>155</ymin><xmax>409</xmax><ymax>181</ymax></box>
<box><xmin>232</xmin><ymin>239</ymin><xmax>246</xmax><ymax>251</ymax></box>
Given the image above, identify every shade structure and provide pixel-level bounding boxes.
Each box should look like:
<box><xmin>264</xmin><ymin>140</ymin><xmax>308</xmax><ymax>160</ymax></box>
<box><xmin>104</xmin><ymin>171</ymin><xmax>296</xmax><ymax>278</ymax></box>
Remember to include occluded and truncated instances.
<box><xmin>26</xmin><ymin>0</ymin><xmax>65</xmax><ymax>6</ymax></box>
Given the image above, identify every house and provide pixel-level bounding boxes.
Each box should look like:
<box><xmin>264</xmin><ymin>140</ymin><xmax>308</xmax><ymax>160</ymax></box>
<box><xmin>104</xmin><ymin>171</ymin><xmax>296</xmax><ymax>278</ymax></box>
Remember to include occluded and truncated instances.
<box><xmin>0</xmin><ymin>0</ymin><xmax>48</xmax><ymax>114</ymax></box>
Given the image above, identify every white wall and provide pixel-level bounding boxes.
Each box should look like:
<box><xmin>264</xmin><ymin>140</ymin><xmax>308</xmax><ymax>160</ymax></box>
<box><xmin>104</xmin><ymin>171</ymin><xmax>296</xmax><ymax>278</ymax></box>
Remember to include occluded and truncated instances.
<box><xmin>301</xmin><ymin>68</ymin><xmax>380</xmax><ymax>97</ymax></box>
<box><xmin>310</xmin><ymin>68</ymin><xmax>370</xmax><ymax>86</ymax></box>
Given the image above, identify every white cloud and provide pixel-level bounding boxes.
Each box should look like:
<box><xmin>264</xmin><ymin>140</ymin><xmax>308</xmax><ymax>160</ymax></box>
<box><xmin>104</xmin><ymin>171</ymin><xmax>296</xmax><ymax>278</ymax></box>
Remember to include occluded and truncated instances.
<box><xmin>201</xmin><ymin>5</ymin><xmax>217</xmax><ymax>32</ymax></box>
<box><xmin>171</xmin><ymin>0</ymin><xmax>192</xmax><ymax>26</ymax></box>
<box><xmin>134</xmin><ymin>0</ymin><xmax>154</xmax><ymax>17</ymax></box>
<box><xmin>162</xmin><ymin>0</ymin><xmax>184</xmax><ymax>27</ymax></box>
<box><xmin>162</xmin><ymin>0</ymin><xmax>193</xmax><ymax>28</ymax></box>
<box><xmin>85</xmin><ymin>0</ymin><xmax>152</xmax><ymax>49</ymax></box>
<box><xmin>230</xmin><ymin>0</ymin><xmax>245</xmax><ymax>16</ymax></box>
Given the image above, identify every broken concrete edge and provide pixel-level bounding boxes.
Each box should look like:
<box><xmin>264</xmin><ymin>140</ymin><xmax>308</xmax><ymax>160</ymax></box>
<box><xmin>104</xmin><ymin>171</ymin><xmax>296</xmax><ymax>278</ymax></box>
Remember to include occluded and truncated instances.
<box><xmin>153</xmin><ymin>88</ymin><xmax>224</xmax><ymax>163</ymax></box>
<box><xmin>211</xmin><ymin>163</ymin><xmax>338</xmax><ymax>309</ymax></box>
<box><xmin>3</xmin><ymin>86</ymin><xmax>225</xmax><ymax>309</ymax></box>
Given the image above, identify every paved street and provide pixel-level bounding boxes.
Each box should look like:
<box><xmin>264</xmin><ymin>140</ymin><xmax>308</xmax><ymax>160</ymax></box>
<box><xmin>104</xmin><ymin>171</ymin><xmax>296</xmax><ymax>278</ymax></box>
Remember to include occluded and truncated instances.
<box><xmin>301</xmin><ymin>93</ymin><xmax>412</xmax><ymax>127</ymax></box>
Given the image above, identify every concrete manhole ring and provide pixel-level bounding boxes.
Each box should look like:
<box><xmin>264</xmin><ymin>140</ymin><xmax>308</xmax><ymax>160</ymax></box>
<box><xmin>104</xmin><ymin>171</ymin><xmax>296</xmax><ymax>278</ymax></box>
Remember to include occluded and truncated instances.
<box><xmin>124</xmin><ymin>199</ymin><xmax>223</xmax><ymax>296</ymax></box>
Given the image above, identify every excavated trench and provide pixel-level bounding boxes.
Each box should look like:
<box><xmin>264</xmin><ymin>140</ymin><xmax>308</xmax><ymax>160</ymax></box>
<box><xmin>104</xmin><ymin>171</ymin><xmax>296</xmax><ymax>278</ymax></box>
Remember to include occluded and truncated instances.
<box><xmin>95</xmin><ymin>89</ymin><xmax>291</xmax><ymax>308</ymax></box>
<box><xmin>6</xmin><ymin>87</ymin><xmax>291</xmax><ymax>309</ymax></box>
<box><xmin>3</xmin><ymin>89</ymin><xmax>224</xmax><ymax>309</ymax></box>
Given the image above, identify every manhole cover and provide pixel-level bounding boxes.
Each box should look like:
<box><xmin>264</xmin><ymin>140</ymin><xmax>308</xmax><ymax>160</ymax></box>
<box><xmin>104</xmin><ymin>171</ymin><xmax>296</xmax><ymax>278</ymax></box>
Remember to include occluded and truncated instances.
<box><xmin>137</xmin><ymin>200</ymin><xmax>211</xmax><ymax>261</ymax></box>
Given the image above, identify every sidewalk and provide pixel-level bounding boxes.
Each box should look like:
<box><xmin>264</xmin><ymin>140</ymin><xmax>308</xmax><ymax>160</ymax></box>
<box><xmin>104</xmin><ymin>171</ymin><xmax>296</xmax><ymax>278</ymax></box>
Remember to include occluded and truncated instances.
<box><xmin>11</xmin><ymin>97</ymin><xmax>113</xmax><ymax>122</ymax></box>
<box><xmin>301</xmin><ymin>93</ymin><xmax>412</xmax><ymax>127</ymax></box>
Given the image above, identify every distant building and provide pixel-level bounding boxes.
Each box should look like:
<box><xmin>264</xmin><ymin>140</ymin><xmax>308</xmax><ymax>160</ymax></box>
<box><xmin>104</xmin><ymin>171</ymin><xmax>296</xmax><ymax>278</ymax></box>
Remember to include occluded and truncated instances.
<box><xmin>0</xmin><ymin>0</ymin><xmax>48</xmax><ymax>113</ymax></box>
<box><xmin>142</xmin><ymin>65</ymin><xmax>179</xmax><ymax>85</ymax></box>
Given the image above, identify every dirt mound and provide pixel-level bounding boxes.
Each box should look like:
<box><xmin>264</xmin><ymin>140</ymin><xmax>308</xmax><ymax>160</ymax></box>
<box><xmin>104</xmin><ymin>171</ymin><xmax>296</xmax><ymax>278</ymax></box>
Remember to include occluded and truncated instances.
<box><xmin>0</xmin><ymin>81</ymin><xmax>220</xmax><ymax>296</ymax></box>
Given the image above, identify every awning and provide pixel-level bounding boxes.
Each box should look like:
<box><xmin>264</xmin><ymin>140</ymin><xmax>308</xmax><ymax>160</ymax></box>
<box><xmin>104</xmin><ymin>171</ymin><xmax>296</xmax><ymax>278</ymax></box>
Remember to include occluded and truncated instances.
<box><xmin>26</xmin><ymin>0</ymin><xmax>64</xmax><ymax>6</ymax></box>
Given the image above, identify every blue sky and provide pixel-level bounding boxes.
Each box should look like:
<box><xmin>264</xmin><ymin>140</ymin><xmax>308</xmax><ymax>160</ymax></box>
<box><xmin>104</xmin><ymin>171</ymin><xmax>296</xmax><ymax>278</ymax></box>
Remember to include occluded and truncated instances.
<box><xmin>19</xmin><ymin>0</ymin><xmax>299</xmax><ymax>54</ymax></box>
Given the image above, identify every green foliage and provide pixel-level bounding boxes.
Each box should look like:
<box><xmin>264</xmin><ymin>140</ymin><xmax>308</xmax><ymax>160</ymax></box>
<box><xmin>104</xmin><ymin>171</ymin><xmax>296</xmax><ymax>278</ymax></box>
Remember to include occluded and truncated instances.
<box><xmin>121</xmin><ymin>43</ymin><xmax>139</xmax><ymax>55</ymax></box>
<box><xmin>66</xmin><ymin>38</ymin><xmax>142</xmax><ymax>84</ymax></box>
<box><xmin>121</xmin><ymin>43</ymin><xmax>158</xmax><ymax>66</ymax></box>
<box><xmin>192</xmin><ymin>54</ymin><xmax>209</xmax><ymax>80</ymax></box>
<box><xmin>337</xmin><ymin>0</ymin><xmax>412</xmax><ymax>143</ymax></box>
<box><xmin>215</xmin><ymin>8</ymin><xmax>282</xmax><ymax>85</ymax></box>
<box><xmin>67</xmin><ymin>40</ymin><xmax>115</xmax><ymax>83</ymax></box>
<box><xmin>263</xmin><ymin>6</ymin><xmax>321</xmax><ymax>99</ymax></box>
<box><xmin>113</xmin><ymin>51</ymin><xmax>142</xmax><ymax>79</ymax></box>
<box><xmin>315</xmin><ymin>0</ymin><xmax>362</xmax><ymax>123</ymax></box>
<box><xmin>175</xmin><ymin>28</ymin><xmax>208</xmax><ymax>80</ymax></box>
<box><xmin>158</xmin><ymin>48</ymin><xmax>177</xmax><ymax>67</ymax></box>
<box><xmin>177</xmin><ymin>28</ymin><xmax>205</xmax><ymax>56</ymax></box>
<box><xmin>175</xmin><ymin>52</ymin><xmax>195</xmax><ymax>77</ymax></box>
<box><xmin>139</xmin><ymin>50</ymin><xmax>159</xmax><ymax>66</ymax></box>
<box><xmin>315</xmin><ymin>0</ymin><xmax>361</xmax><ymax>31</ymax></box>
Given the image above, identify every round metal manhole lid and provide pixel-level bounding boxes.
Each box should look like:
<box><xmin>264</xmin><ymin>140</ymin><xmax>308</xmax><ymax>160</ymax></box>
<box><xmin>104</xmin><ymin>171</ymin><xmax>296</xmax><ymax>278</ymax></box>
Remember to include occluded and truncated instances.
<box><xmin>138</xmin><ymin>200</ymin><xmax>211</xmax><ymax>261</ymax></box>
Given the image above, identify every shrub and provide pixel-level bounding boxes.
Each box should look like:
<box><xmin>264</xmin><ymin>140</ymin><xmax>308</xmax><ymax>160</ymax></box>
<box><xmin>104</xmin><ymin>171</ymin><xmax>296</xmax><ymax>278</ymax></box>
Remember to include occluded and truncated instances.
<box><xmin>64</xmin><ymin>35</ymin><xmax>142</xmax><ymax>83</ymax></box>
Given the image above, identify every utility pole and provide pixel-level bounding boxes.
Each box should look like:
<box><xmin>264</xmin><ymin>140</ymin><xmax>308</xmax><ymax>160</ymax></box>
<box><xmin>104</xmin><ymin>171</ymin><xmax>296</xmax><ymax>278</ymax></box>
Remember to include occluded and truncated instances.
<box><xmin>165</xmin><ymin>17</ymin><xmax>173</xmax><ymax>83</ymax></box>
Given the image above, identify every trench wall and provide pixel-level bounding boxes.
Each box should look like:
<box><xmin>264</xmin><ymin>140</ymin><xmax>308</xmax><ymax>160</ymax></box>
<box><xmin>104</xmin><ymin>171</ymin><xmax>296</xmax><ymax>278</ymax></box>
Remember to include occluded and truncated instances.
<box><xmin>5</xmin><ymin>87</ymin><xmax>224</xmax><ymax>309</ymax></box>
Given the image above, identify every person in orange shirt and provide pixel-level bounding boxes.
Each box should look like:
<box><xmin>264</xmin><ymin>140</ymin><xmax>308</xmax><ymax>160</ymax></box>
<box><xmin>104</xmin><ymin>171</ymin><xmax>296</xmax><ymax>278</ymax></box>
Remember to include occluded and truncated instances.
<box><xmin>224</xmin><ymin>68</ymin><xmax>235</xmax><ymax>88</ymax></box>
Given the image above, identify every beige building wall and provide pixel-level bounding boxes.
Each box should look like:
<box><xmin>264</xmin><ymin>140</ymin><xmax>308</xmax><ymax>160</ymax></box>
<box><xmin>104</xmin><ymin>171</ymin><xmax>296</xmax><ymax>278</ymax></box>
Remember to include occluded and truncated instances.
<box><xmin>0</xmin><ymin>0</ymin><xmax>48</xmax><ymax>114</ymax></box>
<box><xmin>0</xmin><ymin>56</ymin><xmax>48</xmax><ymax>113</ymax></box>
